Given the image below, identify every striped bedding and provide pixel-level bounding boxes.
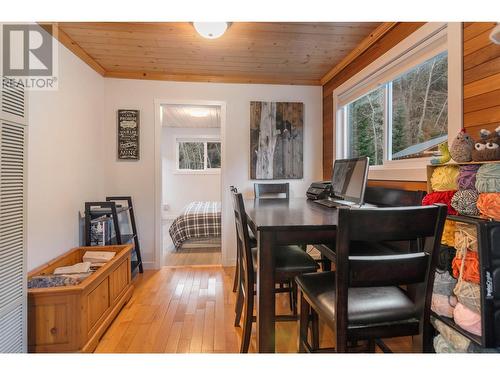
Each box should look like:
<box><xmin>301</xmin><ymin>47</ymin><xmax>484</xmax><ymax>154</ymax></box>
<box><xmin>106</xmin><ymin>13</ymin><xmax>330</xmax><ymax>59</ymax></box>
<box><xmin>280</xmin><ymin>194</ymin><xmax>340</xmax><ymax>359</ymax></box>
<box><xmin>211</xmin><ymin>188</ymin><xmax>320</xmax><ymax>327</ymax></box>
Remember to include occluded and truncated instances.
<box><xmin>169</xmin><ymin>201</ymin><xmax>222</xmax><ymax>249</ymax></box>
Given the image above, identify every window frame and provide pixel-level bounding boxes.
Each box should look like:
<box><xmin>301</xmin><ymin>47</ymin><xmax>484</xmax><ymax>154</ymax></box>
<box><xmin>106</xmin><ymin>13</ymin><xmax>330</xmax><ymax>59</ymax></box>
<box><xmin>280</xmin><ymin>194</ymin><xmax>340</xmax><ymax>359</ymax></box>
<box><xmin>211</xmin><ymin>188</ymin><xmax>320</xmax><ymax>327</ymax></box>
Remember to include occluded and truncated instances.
<box><xmin>333</xmin><ymin>22</ymin><xmax>463</xmax><ymax>181</ymax></box>
<box><xmin>175</xmin><ymin>136</ymin><xmax>221</xmax><ymax>174</ymax></box>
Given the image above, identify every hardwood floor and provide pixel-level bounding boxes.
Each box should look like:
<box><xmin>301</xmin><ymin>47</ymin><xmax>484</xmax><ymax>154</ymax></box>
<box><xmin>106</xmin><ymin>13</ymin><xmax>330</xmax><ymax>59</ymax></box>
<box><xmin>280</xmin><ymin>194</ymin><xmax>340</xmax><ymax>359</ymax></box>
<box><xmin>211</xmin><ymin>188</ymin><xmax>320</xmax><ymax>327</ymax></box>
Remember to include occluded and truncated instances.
<box><xmin>95</xmin><ymin>266</ymin><xmax>414</xmax><ymax>353</ymax></box>
<box><xmin>163</xmin><ymin>247</ymin><xmax>222</xmax><ymax>267</ymax></box>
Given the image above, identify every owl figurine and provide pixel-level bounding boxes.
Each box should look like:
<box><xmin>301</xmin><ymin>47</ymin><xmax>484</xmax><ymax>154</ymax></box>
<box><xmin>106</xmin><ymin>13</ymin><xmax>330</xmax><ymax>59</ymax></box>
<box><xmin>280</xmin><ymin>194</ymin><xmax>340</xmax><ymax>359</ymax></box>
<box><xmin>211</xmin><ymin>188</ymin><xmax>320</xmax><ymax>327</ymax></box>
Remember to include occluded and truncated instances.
<box><xmin>450</xmin><ymin>129</ymin><xmax>474</xmax><ymax>162</ymax></box>
<box><xmin>472</xmin><ymin>126</ymin><xmax>500</xmax><ymax>162</ymax></box>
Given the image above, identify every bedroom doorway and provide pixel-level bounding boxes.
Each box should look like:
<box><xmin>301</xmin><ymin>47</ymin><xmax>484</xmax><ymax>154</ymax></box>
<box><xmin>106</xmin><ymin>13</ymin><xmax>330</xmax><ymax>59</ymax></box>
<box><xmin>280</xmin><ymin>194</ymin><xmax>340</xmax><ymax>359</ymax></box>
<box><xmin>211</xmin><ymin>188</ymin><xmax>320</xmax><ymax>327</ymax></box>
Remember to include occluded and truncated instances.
<box><xmin>158</xmin><ymin>102</ymin><xmax>224</xmax><ymax>267</ymax></box>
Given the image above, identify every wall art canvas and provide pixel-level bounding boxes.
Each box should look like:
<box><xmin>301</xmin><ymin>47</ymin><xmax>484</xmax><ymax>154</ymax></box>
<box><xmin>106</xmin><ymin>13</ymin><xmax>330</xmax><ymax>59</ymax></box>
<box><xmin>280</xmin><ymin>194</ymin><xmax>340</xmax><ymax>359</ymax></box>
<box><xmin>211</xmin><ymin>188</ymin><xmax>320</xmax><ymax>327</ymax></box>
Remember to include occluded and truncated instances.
<box><xmin>250</xmin><ymin>101</ymin><xmax>303</xmax><ymax>179</ymax></box>
<box><xmin>117</xmin><ymin>109</ymin><xmax>140</xmax><ymax>160</ymax></box>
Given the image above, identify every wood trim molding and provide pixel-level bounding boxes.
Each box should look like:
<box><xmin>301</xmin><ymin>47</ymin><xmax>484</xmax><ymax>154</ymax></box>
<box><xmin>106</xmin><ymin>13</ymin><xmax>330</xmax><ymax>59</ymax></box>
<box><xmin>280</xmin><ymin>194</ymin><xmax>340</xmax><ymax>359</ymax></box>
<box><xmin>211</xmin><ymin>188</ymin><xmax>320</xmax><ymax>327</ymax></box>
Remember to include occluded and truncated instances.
<box><xmin>39</xmin><ymin>23</ymin><xmax>106</xmax><ymax>76</ymax></box>
<box><xmin>104</xmin><ymin>70</ymin><xmax>321</xmax><ymax>86</ymax></box>
<box><xmin>320</xmin><ymin>22</ymin><xmax>398</xmax><ymax>85</ymax></box>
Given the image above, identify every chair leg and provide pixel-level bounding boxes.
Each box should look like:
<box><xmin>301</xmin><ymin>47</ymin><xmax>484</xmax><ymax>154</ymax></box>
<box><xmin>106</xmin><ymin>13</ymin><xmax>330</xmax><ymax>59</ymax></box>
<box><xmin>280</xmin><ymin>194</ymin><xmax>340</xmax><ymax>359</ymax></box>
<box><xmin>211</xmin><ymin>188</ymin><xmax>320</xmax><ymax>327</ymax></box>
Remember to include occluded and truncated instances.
<box><xmin>240</xmin><ymin>289</ymin><xmax>254</xmax><ymax>353</ymax></box>
<box><xmin>311</xmin><ymin>309</ymin><xmax>320</xmax><ymax>351</ymax></box>
<box><xmin>367</xmin><ymin>339</ymin><xmax>376</xmax><ymax>353</ymax></box>
<box><xmin>232</xmin><ymin>260</ymin><xmax>239</xmax><ymax>293</ymax></box>
<box><xmin>234</xmin><ymin>287</ymin><xmax>243</xmax><ymax>327</ymax></box>
<box><xmin>298</xmin><ymin>293</ymin><xmax>310</xmax><ymax>353</ymax></box>
<box><xmin>291</xmin><ymin>281</ymin><xmax>298</xmax><ymax>316</ymax></box>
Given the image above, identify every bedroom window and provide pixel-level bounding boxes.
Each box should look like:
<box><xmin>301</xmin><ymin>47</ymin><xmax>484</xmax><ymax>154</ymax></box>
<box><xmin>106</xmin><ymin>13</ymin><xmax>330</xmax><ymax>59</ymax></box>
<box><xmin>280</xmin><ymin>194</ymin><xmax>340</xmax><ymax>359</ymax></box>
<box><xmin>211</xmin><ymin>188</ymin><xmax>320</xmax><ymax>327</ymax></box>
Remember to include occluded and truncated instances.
<box><xmin>334</xmin><ymin>23</ymin><xmax>461</xmax><ymax>180</ymax></box>
<box><xmin>176</xmin><ymin>138</ymin><xmax>221</xmax><ymax>172</ymax></box>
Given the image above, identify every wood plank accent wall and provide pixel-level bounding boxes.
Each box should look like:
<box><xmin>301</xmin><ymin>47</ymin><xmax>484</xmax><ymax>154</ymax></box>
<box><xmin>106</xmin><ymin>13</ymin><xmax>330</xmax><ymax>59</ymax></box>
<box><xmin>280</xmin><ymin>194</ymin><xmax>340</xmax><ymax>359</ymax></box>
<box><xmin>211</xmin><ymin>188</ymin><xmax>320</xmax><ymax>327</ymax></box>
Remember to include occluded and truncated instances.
<box><xmin>322</xmin><ymin>22</ymin><xmax>426</xmax><ymax>186</ymax></box>
<box><xmin>322</xmin><ymin>22</ymin><xmax>500</xmax><ymax>192</ymax></box>
<box><xmin>463</xmin><ymin>22</ymin><xmax>500</xmax><ymax>137</ymax></box>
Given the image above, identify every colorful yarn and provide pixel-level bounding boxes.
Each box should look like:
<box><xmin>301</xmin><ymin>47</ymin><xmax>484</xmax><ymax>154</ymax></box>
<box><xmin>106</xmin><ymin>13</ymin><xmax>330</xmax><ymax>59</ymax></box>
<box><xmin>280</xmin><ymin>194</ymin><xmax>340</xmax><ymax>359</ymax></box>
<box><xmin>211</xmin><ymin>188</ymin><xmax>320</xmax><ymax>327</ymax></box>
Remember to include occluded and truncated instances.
<box><xmin>476</xmin><ymin>192</ymin><xmax>500</xmax><ymax>221</ymax></box>
<box><xmin>475</xmin><ymin>163</ymin><xmax>500</xmax><ymax>193</ymax></box>
<box><xmin>422</xmin><ymin>191</ymin><xmax>457</xmax><ymax>215</ymax></box>
<box><xmin>433</xmin><ymin>270</ymin><xmax>457</xmax><ymax>296</ymax></box>
<box><xmin>455</xmin><ymin>222</ymin><xmax>478</xmax><ymax>252</ymax></box>
<box><xmin>432</xmin><ymin>317</ymin><xmax>471</xmax><ymax>352</ymax></box>
<box><xmin>433</xmin><ymin>334</ymin><xmax>456</xmax><ymax>353</ymax></box>
<box><xmin>458</xmin><ymin>164</ymin><xmax>480</xmax><ymax>190</ymax></box>
<box><xmin>451</xmin><ymin>189</ymin><xmax>480</xmax><ymax>216</ymax></box>
<box><xmin>431</xmin><ymin>165</ymin><xmax>459</xmax><ymax>191</ymax></box>
<box><xmin>454</xmin><ymin>280</ymin><xmax>481</xmax><ymax>314</ymax></box>
<box><xmin>452</xmin><ymin>249</ymin><xmax>480</xmax><ymax>284</ymax></box>
<box><xmin>441</xmin><ymin>220</ymin><xmax>456</xmax><ymax>247</ymax></box>
<box><xmin>431</xmin><ymin>294</ymin><xmax>457</xmax><ymax>318</ymax></box>
<box><xmin>453</xmin><ymin>302</ymin><xmax>482</xmax><ymax>336</ymax></box>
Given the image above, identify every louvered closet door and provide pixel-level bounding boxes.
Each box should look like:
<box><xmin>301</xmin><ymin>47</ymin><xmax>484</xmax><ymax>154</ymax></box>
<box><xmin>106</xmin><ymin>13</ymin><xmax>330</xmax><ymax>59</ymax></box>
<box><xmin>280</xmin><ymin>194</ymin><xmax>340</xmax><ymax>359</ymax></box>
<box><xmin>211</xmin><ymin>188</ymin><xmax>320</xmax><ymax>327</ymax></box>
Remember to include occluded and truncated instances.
<box><xmin>0</xmin><ymin>77</ymin><xmax>27</xmax><ymax>353</ymax></box>
<box><xmin>0</xmin><ymin>78</ymin><xmax>28</xmax><ymax>126</ymax></box>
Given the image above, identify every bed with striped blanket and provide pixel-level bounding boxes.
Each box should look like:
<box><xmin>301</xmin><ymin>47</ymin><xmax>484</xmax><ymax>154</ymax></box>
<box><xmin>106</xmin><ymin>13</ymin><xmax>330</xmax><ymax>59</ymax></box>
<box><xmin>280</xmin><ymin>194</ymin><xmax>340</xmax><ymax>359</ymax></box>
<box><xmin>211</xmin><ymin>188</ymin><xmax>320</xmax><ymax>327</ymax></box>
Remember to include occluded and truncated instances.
<box><xmin>169</xmin><ymin>201</ymin><xmax>222</xmax><ymax>249</ymax></box>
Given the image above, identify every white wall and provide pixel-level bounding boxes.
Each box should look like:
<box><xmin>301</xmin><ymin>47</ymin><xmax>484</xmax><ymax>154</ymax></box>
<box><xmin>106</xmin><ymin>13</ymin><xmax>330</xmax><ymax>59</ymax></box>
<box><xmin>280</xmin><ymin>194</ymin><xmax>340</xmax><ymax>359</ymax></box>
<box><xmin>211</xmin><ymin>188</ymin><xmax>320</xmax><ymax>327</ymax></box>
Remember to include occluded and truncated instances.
<box><xmin>161</xmin><ymin>127</ymin><xmax>221</xmax><ymax>217</ymax></box>
<box><xmin>103</xmin><ymin>79</ymin><xmax>322</xmax><ymax>267</ymax></box>
<box><xmin>27</xmin><ymin>43</ymin><xmax>105</xmax><ymax>270</ymax></box>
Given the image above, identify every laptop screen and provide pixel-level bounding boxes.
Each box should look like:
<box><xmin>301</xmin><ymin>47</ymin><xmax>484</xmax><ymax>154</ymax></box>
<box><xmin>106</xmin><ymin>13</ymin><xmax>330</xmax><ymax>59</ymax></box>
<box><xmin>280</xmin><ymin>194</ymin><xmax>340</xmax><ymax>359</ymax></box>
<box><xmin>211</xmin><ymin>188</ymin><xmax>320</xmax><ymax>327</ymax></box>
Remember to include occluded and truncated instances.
<box><xmin>331</xmin><ymin>157</ymin><xmax>369</xmax><ymax>204</ymax></box>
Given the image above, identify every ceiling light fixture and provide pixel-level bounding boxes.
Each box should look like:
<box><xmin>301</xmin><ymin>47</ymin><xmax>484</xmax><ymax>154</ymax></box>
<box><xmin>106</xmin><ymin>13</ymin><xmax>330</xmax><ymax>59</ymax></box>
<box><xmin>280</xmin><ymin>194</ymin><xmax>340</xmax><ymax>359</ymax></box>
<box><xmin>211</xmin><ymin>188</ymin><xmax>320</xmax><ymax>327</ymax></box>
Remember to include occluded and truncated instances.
<box><xmin>193</xmin><ymin>22</ymin><xmax>230</xmax><ymax>39</ymax></box>
<box><xmin>188</xmin><ymin>108</ymin><xmax>210</xmax><ymax>118</ymax></box>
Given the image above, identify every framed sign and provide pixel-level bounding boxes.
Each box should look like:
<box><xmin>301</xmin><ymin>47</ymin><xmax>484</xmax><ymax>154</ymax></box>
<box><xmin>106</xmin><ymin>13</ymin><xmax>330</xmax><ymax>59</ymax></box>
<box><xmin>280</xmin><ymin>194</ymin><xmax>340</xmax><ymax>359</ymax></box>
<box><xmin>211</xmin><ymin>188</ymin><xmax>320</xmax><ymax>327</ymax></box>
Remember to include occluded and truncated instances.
<box><xmin>117</xmin><ymin>109</ymin><xmax>140</xmax><ymax>160</ymax></box>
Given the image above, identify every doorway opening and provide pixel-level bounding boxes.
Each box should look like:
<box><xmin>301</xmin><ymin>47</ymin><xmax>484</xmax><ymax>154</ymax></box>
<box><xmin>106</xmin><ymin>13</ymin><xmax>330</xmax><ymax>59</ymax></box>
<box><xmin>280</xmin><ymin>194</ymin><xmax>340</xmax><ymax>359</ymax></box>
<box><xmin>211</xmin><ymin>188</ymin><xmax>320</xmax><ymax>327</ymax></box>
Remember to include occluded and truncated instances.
<box><xmin>159</xmin><ymin>102</ymin><xmax>224</xmax><ymax>267</ymax></box>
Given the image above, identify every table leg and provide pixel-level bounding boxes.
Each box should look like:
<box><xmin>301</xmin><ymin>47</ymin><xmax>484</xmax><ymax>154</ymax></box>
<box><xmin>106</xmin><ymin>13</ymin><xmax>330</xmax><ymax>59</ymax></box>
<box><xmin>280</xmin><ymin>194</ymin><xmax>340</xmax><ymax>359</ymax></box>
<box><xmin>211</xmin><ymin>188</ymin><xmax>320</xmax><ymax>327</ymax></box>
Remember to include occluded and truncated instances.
<box><xmin>256</xmin><ymin>230</ymin><xmax>276</xmax><ymax>353</ymax></box>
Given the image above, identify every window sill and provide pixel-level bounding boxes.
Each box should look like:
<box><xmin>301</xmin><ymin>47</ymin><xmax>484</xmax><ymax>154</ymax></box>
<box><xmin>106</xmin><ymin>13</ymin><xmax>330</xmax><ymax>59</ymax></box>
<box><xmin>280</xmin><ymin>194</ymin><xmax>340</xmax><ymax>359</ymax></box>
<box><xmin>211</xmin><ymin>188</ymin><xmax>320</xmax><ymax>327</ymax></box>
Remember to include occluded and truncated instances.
<box><xmin>173</xmin><ymin>169</ymin><xmax>221</xmax><ymax>175</ymax></box>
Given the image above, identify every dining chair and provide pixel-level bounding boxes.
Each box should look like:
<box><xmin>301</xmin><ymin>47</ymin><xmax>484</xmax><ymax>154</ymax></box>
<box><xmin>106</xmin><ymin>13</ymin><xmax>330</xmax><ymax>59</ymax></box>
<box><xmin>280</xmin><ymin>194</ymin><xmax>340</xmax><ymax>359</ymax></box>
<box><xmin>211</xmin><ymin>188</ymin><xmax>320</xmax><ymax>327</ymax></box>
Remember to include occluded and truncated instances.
<box><xmin>296</xmin><ymin>204</ymin><xmax>447</xmax><ymax>353</ymax></box>
<box><xmin>231</xmin><ymin>191</ymin><xmax>319</xmax><ymax>353</ymax></box>
<box><xmin>254</xmin><ymin>182</ymin><xmax>290</xmax><ymax>199</ymax></box>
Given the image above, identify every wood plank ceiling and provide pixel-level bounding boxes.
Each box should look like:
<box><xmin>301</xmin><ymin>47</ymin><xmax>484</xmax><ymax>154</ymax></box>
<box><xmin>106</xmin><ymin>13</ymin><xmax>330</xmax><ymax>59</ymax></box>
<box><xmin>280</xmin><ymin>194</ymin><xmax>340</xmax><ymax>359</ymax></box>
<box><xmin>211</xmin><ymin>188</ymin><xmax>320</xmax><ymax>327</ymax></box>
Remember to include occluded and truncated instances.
<box><xmin>55</xmin><ymin>22</ymin><xmax>382</xmax><ymax>85</ymax></box>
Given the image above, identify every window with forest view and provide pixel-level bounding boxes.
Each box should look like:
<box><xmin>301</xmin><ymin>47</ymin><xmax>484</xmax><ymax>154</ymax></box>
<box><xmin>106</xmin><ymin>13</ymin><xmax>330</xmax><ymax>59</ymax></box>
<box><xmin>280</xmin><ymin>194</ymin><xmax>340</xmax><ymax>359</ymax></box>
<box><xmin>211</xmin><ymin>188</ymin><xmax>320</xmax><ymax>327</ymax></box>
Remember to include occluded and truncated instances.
<box><xmin>342</xmin><ymin>52</ymin><xmax>448</xmax><ymax>166</ymax></box>
<box><xmin>177</xmin><ymin>139</ymin><xmax>221</xmax><ymax>171</ymax></box>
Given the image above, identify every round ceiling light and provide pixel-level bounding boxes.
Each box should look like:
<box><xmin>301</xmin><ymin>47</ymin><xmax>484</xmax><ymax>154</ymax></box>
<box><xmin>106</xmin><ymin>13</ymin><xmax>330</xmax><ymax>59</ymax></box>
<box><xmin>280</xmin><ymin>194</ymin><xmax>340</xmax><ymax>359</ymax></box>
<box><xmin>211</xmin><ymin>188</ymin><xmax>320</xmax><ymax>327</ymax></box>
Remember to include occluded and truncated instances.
<box><xmin>193</xmin><ymin>22</ymin><xmax>230</xmax><ymax>39</ymax></box>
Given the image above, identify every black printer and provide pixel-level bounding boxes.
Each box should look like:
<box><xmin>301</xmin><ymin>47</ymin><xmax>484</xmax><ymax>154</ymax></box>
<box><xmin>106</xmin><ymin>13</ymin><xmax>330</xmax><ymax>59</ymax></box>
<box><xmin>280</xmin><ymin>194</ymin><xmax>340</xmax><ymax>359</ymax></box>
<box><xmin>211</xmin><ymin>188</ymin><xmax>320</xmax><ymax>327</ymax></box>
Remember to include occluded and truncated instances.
<box><xmin>306</xmin><ymin>181</ymin><xmax>333</xmax><ymax>200</ymax></box>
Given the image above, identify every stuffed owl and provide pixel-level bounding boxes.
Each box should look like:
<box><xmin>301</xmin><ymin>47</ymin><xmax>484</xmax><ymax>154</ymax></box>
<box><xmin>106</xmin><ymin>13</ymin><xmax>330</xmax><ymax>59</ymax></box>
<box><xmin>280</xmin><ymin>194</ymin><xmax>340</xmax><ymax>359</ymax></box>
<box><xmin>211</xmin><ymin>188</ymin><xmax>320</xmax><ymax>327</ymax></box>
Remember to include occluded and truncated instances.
<box><xmin>450</xmin><ymin>129</ymin><xmax>474</xmax><ymax>162</ymax></box>
<box><xmin>471</xmin><ymin>126</ymin><xmax>500</xmax><ymax>162</ymax></box>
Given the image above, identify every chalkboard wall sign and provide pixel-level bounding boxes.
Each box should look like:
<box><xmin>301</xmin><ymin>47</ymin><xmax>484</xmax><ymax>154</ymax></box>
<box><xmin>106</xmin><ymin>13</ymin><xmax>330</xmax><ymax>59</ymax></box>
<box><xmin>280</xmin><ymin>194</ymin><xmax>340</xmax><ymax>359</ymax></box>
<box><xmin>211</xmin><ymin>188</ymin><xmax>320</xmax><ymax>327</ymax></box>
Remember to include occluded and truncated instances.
<box><xmin>117</xmin><ymin>109</ymin><xmax>140</xmax><ymax>160</ymax></box>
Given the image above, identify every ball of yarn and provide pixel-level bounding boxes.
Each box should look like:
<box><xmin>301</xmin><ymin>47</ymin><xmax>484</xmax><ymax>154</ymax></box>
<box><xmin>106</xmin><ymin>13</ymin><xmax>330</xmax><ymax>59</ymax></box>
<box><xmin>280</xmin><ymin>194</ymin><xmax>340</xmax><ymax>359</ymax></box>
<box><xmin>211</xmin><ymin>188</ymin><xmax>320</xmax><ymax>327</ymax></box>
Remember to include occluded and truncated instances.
<box><xmin>431</xmin><ymin>294</ymin><xmax>457</xmax><ymax>318</ymax></box>
<box><xmin>433</xmin><ymin>270</ymin><xmax>457</xmax><ymax>296</ymax></box>
<box><xmin>431</xmin><ymin>165</ymin><xmax>459</xmax><ymax>191</ymax></box>
<box><xmin>476</xmin><ymin>192</ymin><xmax>500</xmax><ymax>221</ymax></box>
<box><xmin>432</xmin><ymin>318</ymin><xmax>471</xmax><ymax>352</ymax></box>
<box><xmin>453</xmin><ymin>302</ymin><xmax>482</xmax><ymax>337</ymax></box>
<box><xmin>433</xmin><ymin>334</ymin><xmax>456</xmax><ymax>353</ymax></box>
<box><xmin>475</xmin><ymin>163</ymin><xmax>500</xmax><ymax>193</ymax></box>
<box><xmin>455</xmin><ymin>222</ymin><xmax>478</xmax><ymax>252</ymax></box>
<box><xmin>452</xmin><ymin>250</ymin><xmax>480</xmax><ymax>284</ymax></box>
<box><xmin>454</xmin><ymin>280</ymin><xmax>481</xmax><ymax>314</ymax></box>
<box><xmin>458</xmin><ymin>164</ymin><xmax>480</xmax><ymax>190</ymax></box>
<box><xmin>451</xmin><ymin>189</ymin><xmax>480</xmax><ymax>216</ymax></box>
<box><xmin>441</xmin><ymin>220</ymin><xmax>456</xmax><ymax>247</ymax></box>
<box><xmin>422</xmin><ymin>191</ymin><xmax>458</xmax><ymax>215</ymax></box>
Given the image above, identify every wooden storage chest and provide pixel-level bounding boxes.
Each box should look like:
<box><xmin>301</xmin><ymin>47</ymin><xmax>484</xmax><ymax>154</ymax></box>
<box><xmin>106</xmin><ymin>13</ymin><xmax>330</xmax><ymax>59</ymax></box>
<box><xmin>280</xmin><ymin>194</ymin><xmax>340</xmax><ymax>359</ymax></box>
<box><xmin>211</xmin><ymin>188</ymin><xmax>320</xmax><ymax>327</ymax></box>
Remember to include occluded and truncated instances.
<box><xmin>27</xmin><ymin>245</ymin><xmax>134</xmax><ymax>353</ymax></box>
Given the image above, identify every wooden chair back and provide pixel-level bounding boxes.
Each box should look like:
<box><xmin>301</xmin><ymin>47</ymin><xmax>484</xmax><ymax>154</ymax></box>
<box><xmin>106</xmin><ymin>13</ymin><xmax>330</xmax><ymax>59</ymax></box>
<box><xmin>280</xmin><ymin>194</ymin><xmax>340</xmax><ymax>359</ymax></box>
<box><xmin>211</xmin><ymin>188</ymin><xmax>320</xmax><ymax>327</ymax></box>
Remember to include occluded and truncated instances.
<box><xmin>364</xmin><ymin>186</ymin><xmax>426</xmax><ymax>207</ymax></box>
<box><xmin>231</xmin><ymin>191</ymin><xmax>254</xmax><ymax>289</ymax></box>
<box><xmin>254</xmin><ymin>182</ymin><xmax>289</xmax><ymax>199</ymax></box>
<box><xmin>334</xmin><ymin>204</ymin><xmax>447</xmax><ymax>349</ymax></box>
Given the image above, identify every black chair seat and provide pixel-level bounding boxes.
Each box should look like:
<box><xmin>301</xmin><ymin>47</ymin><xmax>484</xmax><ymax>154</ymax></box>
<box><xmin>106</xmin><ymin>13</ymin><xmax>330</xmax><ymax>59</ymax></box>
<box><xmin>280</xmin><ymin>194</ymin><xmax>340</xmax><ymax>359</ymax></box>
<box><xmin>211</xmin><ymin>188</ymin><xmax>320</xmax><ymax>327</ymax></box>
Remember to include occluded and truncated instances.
<box><xmin>295</xmin><ymin>271</ymin><xmax>417</xmax><ymax>326</ymax></box>
<box><xmin>251</xmin><ymin>246</ymin><xmax>318</xmax><ymax>275</ymax></box>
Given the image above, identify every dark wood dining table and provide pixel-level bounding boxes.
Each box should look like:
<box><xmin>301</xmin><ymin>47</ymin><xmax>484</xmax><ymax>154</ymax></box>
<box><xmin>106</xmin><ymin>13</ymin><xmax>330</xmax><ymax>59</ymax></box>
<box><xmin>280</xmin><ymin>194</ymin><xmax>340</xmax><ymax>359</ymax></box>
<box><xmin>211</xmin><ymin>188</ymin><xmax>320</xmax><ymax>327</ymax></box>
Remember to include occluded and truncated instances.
<box><xmin>244</xmin><ymin>197</ymin><xmax>339</xmax><ymax>353</ymax></box>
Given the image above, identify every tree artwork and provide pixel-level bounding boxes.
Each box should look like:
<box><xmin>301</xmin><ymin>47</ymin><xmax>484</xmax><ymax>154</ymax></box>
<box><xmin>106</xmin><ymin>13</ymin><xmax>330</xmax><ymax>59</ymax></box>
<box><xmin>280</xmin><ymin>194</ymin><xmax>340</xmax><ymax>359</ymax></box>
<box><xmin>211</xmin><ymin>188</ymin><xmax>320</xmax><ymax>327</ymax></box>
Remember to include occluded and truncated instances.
<box><xmin>250</xmin><ymin>101</ymin><xmax>303</xmax><ymax>179</ymax></box>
